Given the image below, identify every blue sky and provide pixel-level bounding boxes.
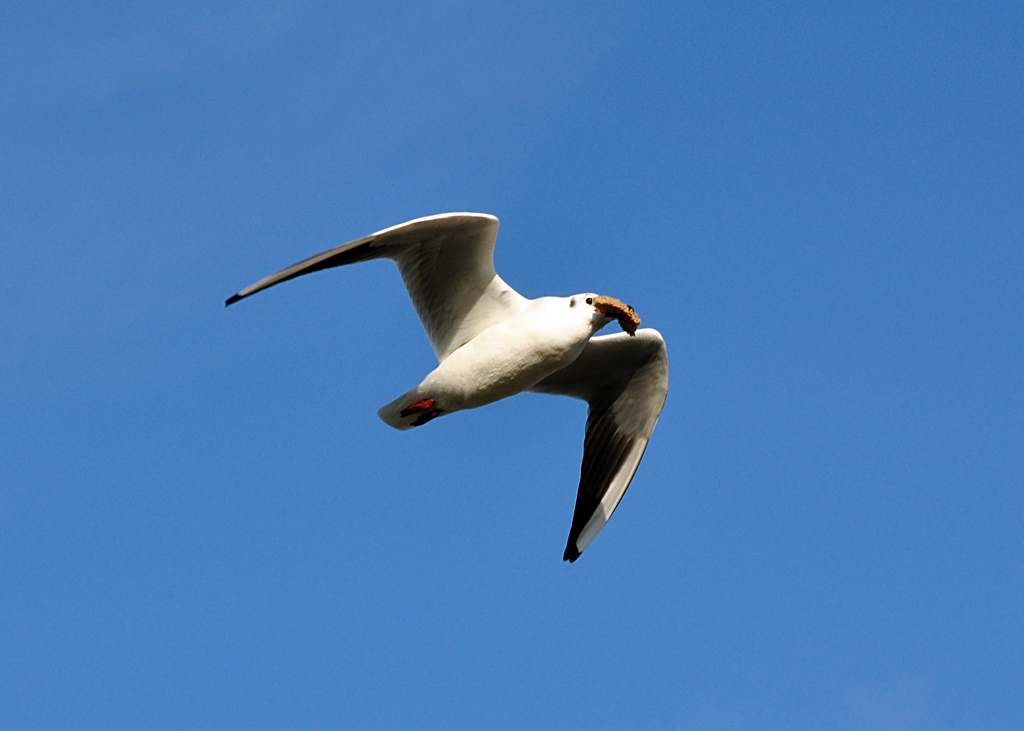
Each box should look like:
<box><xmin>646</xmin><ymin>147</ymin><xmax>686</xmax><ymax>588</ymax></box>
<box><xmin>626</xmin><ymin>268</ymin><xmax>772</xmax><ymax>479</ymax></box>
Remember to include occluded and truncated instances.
<box><xmin>2</xmin><ymin>2</ymin><xmax>1022</xmax><ymax>728</ymax></box>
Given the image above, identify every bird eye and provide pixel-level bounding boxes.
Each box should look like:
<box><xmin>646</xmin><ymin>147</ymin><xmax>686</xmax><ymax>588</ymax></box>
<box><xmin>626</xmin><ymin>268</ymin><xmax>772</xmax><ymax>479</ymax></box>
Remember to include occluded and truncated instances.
<box><xmin>585</xmin><ymin>297</ymin><xmax>593</xmax><ymax>305</ymax></box>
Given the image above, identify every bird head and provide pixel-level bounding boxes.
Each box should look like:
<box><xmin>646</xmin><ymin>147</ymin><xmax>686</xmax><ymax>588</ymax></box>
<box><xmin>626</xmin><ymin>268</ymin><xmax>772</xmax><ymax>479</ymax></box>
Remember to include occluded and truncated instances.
<box><xmin>570</xmin><ymin>294</ymin><xmax>641</xmax><ymax>336</ymax></box>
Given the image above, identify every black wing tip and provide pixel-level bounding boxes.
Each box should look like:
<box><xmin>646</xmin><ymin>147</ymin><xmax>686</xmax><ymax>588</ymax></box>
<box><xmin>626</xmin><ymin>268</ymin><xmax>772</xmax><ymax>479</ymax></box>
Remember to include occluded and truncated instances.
<box><xmin>563</xmin><ymin>542</ymin><xmax>581</xmax><ymax>562</ymax></box>
<box><xmin>225</xmin><ymin>293</ymin><xmax>242</xmax><ymax>307</ymax></box>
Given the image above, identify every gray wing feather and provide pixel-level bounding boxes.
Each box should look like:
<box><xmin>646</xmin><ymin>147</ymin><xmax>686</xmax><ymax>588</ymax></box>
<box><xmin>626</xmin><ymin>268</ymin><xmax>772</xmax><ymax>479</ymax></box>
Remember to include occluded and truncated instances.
<box><xmin>530</xmin><ymin>329</ymin><xmax>669</xmax><ymax>561</ymax></box>
<box><xmin>225</xmin><ymin>213</ymin><xmax>527</xmax><ymax>361</ymax></box>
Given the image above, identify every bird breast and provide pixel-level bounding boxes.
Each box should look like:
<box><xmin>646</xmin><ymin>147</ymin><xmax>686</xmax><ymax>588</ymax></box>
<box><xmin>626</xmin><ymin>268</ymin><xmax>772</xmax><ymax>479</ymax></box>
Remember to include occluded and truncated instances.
<box><xmin>420</xmin><ymin>306</ymin><xmax>592</xmax><ymax>411</ymax></box>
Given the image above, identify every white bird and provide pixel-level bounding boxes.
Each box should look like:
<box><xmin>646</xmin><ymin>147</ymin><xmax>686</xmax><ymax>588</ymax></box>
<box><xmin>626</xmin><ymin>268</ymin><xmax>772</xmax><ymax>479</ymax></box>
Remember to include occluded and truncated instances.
<box><xmin>226</xmin><ymin>213</ymin><xmax>668</xmax><ymax>561</ymax></box>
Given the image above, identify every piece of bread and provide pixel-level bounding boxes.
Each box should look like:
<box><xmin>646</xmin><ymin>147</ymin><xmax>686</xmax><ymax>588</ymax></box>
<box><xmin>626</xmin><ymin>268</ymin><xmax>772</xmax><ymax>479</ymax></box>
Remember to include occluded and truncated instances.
<box><xmin>592</xmin><ymin>295</ymin><xmax>641</xmax><ymax>336</ymax></box>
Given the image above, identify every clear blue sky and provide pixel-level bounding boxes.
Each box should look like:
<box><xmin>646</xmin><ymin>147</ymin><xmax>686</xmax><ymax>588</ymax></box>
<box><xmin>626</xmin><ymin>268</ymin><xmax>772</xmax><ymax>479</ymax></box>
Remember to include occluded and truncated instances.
<box><xmin>2</xmin><ymin>3</ymin><xmax>1022</xmax><ymax>728</ymax></box>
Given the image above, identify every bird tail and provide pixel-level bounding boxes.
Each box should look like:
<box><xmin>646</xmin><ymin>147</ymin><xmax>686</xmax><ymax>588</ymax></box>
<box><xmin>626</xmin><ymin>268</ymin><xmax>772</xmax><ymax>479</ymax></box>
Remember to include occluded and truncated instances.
<box><xmin>377</xmin><ymin>387</ymin><xmax>442</xmax><ymax>431</ymax></box>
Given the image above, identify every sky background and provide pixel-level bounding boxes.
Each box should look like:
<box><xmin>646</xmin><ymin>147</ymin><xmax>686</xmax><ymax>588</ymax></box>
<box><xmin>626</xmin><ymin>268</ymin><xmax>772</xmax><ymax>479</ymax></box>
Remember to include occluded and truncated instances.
<box><xmin>2</xmin><ymin>2</ymin><xmax>1022</xmax><ymax>729</ymax></box>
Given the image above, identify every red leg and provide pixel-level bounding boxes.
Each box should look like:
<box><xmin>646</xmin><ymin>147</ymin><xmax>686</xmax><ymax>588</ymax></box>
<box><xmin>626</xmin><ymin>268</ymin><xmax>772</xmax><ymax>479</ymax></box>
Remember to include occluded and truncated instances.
<box><xmin>400</xmin><ymin>398</ymin><xmax>435</xmax><ymax>417</ymax></box>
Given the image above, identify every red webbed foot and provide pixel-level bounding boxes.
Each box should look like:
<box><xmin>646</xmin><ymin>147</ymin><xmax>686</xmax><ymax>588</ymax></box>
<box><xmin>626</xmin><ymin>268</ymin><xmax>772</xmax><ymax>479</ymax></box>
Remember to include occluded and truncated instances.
<box><xmin>400</xmin><ymin>398</ymin><xmax>443</xmax><ymax>426</ymax></box>
<box><xmin>400</xmin><ymin>399</ymin><xmax>435</xmax><ymax>417</ymax></box>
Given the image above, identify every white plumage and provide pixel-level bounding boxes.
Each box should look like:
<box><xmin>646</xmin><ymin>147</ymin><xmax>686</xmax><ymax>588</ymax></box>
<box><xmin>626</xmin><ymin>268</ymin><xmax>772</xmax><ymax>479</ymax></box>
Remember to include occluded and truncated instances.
<box><xmin>226</xmin><ymin>213</ymin><xmax>668</xmax><ymax>561</ymax></box>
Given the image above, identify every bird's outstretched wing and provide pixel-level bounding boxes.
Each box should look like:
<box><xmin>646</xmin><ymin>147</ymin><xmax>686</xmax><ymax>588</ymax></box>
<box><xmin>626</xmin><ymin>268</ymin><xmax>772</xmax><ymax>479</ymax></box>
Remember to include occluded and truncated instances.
<box><xmin>225</xmin><ymin>213</ymin><xmax>528</xmax><ymax>361</ymax></box>
<box><xmin>530</xmin><ymin>329</ymin><xmax>668</xmax><ymax>561</ymax></box>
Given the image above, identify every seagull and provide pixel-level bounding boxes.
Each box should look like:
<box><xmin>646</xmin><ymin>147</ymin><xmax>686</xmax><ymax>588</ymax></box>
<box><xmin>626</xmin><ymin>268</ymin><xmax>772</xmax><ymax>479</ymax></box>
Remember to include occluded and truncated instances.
<box><xmin>226</xmin><ymin>213</ymin><xmax>668</xmax><ymax>561</ymax></box>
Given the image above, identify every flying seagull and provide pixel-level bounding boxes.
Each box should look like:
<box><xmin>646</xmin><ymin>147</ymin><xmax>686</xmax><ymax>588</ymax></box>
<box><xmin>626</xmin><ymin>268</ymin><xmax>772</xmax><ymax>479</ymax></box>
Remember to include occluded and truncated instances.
<box><xmin>226</xmin><ymin>213</ymin><xmax>668</xmax><ymax>561</ymax></box>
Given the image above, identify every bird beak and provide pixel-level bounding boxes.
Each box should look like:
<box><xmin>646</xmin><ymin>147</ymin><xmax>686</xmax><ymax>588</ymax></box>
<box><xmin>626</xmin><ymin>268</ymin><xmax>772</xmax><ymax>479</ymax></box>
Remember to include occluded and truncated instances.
<box><xmin>592</xmin><ymin>295</ymin><xmax>641</xmax><ymax>336</ymax></box>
